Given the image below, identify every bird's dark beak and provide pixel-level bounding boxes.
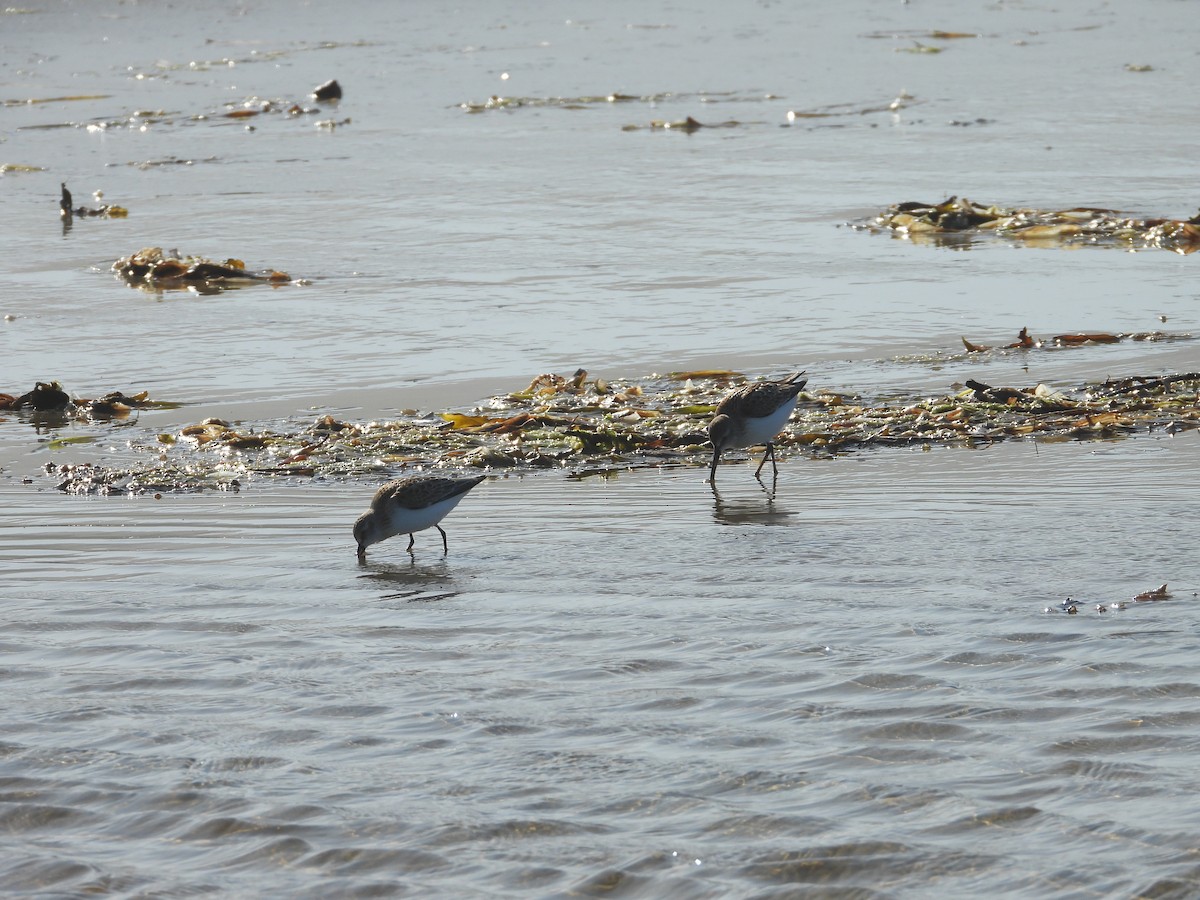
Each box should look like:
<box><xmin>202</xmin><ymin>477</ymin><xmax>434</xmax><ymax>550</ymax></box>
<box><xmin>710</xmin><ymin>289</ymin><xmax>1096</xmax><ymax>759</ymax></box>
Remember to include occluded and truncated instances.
<box><xmin>356</xmin><ymin>543</ymin><xmax>366</xmax><ymax>559</ymax></box>
<box><xmin>708</xmin><ymin>447</ymin><xmax>720</xmax><ymax>481</ymax></box>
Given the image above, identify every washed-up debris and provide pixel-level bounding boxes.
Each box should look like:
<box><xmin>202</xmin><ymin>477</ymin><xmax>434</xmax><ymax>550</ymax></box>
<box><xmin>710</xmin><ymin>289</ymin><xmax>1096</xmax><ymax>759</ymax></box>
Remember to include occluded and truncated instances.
<box><xmin>122</xmin><ymin>41</ymin><xmax>372</xmax><ymax>79</ymax></box>
<box><xmin>47</xmin><ymin>461</ymin><xmax>240</xmax><ymax>496</ymax></box>
<box><xmin>786</xmin><ymin>92</ymin><xmax>919</xmax><ymax>122</ymax></box>
<box><xmin>175</xmin><ymin>418</ymin><xmax>280</xmax><ymax>450</ymax></box>
<box><xmin>962</xmin><ymin>327</ymin><xmax>1036</xmax><ymax>353</ymax></box>
<box><xmin>211</xmin><ymin>97</ymin><xmax>348</xmax><ymax>123</ymax></box>
<box><xmin>455</xmin><ymin>88</ymin><xmax>915</xmax><ymax>131</ymax></box>
<box><xmin>623</xmin><ymin>116</ymin><xmax>748</xmax><ymax>132</ymax></box>
<box><xmin>0</xmin><ymin>382</ymin><xmax>181</xmax><ymax>419</ymax></box>
<box><xmin>457</xmin><ymin>89</ymin><xmax>778</xmax><ymax>114</ymax></box>
<box><xmin>1090</xmin><ymin>373</ymin><xmax>1200</xmax><ymax>399</ymax></box>
<box><xmin>862</xmin><ymin>30</ymin><xmax>980</xmax><ymax>40</ymax></box>
<box><xmin>960</xmin><ymin>326</ymin><xmax>1187</xmax><ymax>354</ymax></box>
<box><xmin>114</xmin><ymin>156</ymin><xmax>220</xmax><ymax>170</ymax></box>
<box><xmin>312</xmin><ymin>79</ymin><xmax>342</xmax><ymax>100</ymax></box>
<box><xmin>1133</xmin><ymin>584</ymin><xmax>1171</xmax><ymax>602</ymax></box>
<box><xmin>83</xmin><ymin>391</ymin><xmax>180</xmax><ymax>419</ymax></box>
<box><xmin>1045</xmin><ymin>584</ymin><xmax>1190</xmax><ymax>614</ymax></box>
<box><xmin>30</xmin><ymin>359</ymin><xmax>1200</xmax><ymax>494</ymax></box>
<box><xmin>459</xmin><ymin>91</ymin><xmax>653</xmax><ymax>112</ymax></box>
<box><xmin>858</xmin><ymin>196</ymin><xmax>1200</xmax><ymax>253</ymax></box>
<box><xmin>3</xmin><ymin>94</ymin><xmax>110</xmax><ymax>108</ymax></box>
<box><xmin>3</xmin><ymin>381</ymin><xmax>71</xmax><ymax>411</ymax></box>
<box><xmin>59</xmin><ymin>183</ymin><xmax>127</xmax><ymax>220</ymax></box>
<box><xmin>112</xmin><ymin>247</ymin><xmax>294</xmax><ymax>292</ymax></box>
<box><xmin>79</xmin><ymin>86</ymin><xmax>346</xmax><ymax>135</ymax></box>
<box><xmin>216</xmin><ymin>95</ymin><xmax>339</xmax><ymax>121</ymax></box>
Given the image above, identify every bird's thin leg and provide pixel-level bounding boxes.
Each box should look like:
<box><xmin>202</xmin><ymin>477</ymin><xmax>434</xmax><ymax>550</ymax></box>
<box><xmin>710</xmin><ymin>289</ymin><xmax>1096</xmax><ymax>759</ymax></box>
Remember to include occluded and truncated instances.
<box><xmin>437</xmin><ymin>525</ymin><xmax>449</xmax><ymax>554</ymax></box>
<box><xmin>754</xmin><ymin>443</ymin><xmax>775</xmax><ymax>479</ymax></box>
<box><xmin>406</xmin><ymin>533</ymin><xmax>416</xmax><ymax>553</ymax></box>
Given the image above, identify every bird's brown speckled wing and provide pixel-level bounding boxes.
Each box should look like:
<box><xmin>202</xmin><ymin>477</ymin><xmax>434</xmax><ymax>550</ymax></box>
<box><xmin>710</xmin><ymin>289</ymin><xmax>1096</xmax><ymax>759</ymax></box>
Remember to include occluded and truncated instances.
<box><xmin>373</xmin><ymin>475</ymin><xmax>485</xmax><ymax>511</ymax></box>
<box><xmin>715</xmin><ymin>373</ymin><xmax>807</xmax><ymax>419</ymax></box>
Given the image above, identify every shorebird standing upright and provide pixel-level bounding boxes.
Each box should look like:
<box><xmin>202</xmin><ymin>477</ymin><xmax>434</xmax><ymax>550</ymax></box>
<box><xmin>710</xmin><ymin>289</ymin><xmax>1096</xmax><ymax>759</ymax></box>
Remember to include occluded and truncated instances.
<box><xmin>354</xmin><ymin>473</ymin><xmax>486</xmax><ymax>557</ymax></box>
<box><xmin>708</xmin><ymin>372</ymin><xmax>807</xmax><ymax>482</ymax></box>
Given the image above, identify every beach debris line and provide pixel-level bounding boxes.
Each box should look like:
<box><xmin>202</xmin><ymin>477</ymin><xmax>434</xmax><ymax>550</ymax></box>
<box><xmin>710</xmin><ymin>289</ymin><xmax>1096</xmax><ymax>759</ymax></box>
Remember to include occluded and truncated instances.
<box><xmin>112</xmin><ymin>247</ymin><xmax>295</xmax><ymax>291</ymax></box>
<box><xmin>961</xmin><ymin>326</ymin><xmax>1190</xmax><ymax>355</ymax></box>
<box><xmin>34</xmin><ymin>361</ymin><xmax>1200</xmax><ymax>495</ymax></box>
<box><xmin>859</xmin><ymin>196</ymin><xmax>1200</xmax><ymax>253</ymax></box>
<box><xmin>59</xmin><ymin>183</ymin><xmax>127</xmax><ymax>220</ymax></box>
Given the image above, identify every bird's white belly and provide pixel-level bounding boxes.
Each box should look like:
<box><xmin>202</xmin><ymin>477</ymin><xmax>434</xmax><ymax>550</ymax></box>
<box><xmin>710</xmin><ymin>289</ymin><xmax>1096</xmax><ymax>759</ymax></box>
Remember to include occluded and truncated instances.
<box><xmin>382</xmin><ymin>494</ymin><xmax>466</xmax><ymax>537</ymax></box>
<box><xmin>737</xmin><ymin>396</ymin><xmax>798</xmax><ymax>447</ymax></box>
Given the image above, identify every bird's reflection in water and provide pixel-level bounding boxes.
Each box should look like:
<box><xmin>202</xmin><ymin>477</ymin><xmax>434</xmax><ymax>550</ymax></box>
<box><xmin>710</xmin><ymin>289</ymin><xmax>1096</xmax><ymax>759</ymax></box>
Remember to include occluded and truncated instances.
<box><xmin>356</xmin><ymin>559</ymin><xmax>460</xmax><ymax>603</ymax></box>
<box><xmin>710</xmin><ymin>472</ymin><xmax>796</xmax><ymax>526</ymax></box>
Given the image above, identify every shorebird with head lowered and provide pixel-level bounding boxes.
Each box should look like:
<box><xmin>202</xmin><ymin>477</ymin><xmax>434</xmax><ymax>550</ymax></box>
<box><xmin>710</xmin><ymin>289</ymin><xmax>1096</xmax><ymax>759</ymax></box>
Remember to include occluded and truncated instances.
<box><xmin>354</xmin><ymin>473</ymin><xmax>485</xmax><ymax>558</ymax></box>
<box><xmin>708</xmin><ymin>372</ymin><xmax>807</xmax><ymax>482</ymax></box>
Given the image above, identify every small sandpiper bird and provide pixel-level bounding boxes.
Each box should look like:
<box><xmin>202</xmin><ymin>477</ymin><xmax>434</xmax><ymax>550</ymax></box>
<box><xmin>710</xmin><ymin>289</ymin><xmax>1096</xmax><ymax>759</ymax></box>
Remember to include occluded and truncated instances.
<box><xmin>354</xmin><ymin>473</ymin><xmax>486</xmax><ymax>557</ymax></box>
<box><xmin>708</xmin><ymin>372</ymin><xmax>807</xmax><ymax>482</ymax></box>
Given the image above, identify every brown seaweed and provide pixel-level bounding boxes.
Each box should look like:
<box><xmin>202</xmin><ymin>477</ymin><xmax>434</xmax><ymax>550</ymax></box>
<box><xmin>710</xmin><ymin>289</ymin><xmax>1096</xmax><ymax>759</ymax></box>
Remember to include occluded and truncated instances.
<box><xmin>1</xmin><ymin>382</ymin><xmax>180</xmax><ymax>420</ymax></box>
<box><xmin>1133</xmin><ymin>584</ymin><xmax>1171</xmax><ymax>602</ymax></box>
<box><xmin>112</xmin><ymin>247</ymin><xmax>294</xmax><ymax>292</ymax></box>
<box><xmin>12</xmin><ymin>381</ymin><xmax>71</xmax><ymax>411</ymax></box>
<box><xmin>859</xmin><ymin>197</ymin><xmax>1200</xmax><ymax>254</ymax></box>
<box><xmin>36</xmin><ymin>360</ymin><xmax>1200</xmax><ymax>495</ymax></box>
<box><xmin>960</xmin><ymin>326</ymin><xmax>1174</xmax><ymax>354</ymax></box>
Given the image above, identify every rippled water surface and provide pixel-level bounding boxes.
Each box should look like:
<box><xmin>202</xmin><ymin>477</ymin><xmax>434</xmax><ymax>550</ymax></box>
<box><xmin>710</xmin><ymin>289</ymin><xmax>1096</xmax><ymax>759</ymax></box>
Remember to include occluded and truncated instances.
<box><xmin>4</xmin><ymin>441</ymin><xmax>1200</xmax><ymax>897</ymax></box>
<box><xmin>3</xmin><ymin>0</ymin><xmax>1199</xmax><ymax>896</ymax></box>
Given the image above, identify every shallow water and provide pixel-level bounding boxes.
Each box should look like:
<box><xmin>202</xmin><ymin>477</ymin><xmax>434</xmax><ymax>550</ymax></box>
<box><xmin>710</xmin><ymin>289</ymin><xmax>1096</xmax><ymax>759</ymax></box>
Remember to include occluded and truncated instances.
<box><xmin>3</xmin><ymin>0</ymin><xmax>1200</xmax><ymax>896</ymax></box>
<box><xmin>4</xmin><ymin>439</ymin><xmax>1200</xmax><ymax>897</ymax></box>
